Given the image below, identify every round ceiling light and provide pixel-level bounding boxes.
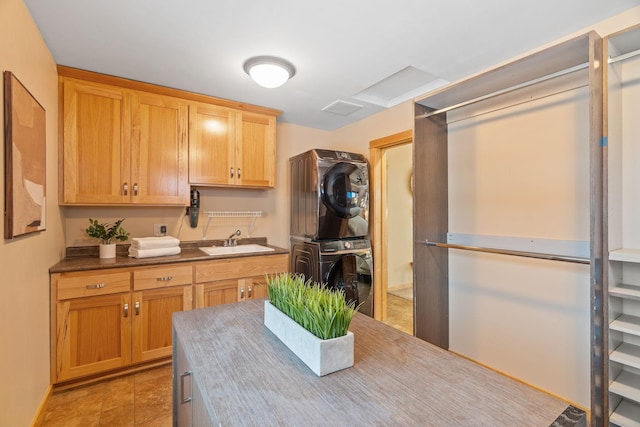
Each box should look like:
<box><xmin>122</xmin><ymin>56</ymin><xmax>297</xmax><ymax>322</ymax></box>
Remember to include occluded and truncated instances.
<box><xmin>243</xmin><ymin>56</ymin><xmax>296</xmax><ymax>88</ymax></box>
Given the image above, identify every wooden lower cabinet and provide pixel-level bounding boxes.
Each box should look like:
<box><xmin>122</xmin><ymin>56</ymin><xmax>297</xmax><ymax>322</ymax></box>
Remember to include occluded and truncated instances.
<box><xmin>195</xmin><ymin>279</ymin><xmax>238</xmax><ymax>308</ymax></box>
<box><xmin>194</xmin><ymin>254</ymin><xmax>288</xmax><ymax>309</ymax></box>
<box><xmin>132</xmin><ymin>286</ymin><xmax>192</xmax><ymax>363</ymax></box>
<box><xmin>54</xmin><ymin>292</ymin><xmax>131</xmax><ymax>382</ymax></box>
<box><xmin>238</xmin><ymin>276</ymin><xmax>268</xmax><ymax>301</ymax></box>
<box><xmin>51</xmin><ymin>253</ymin><xmax>288</xmax><ymax>384</ymax></box>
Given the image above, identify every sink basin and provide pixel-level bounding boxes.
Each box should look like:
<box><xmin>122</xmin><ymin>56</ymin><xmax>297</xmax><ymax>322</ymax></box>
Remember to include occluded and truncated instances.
<box><xmin>199</xmin><ymin>244</ymin><xmax>275</xmax><ymax>256</ymax></box>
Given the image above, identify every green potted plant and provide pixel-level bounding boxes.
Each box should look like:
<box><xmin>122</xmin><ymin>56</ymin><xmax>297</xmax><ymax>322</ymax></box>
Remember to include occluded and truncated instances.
<box><xmin>264</xmin><ymin>273</ymin><xmax>360</xmax><ymax>376</ymax></box>
<box><xmin>85</xmin><ymin>218</ymin><xmax>130</xmax><ymax>258</ymax></box>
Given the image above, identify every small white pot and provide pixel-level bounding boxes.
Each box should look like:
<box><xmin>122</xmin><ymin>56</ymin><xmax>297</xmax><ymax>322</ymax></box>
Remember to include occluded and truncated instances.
<box><xmin>264</xmin><ymin>300</ymin><xmax>354</xmax><ymax>376</ymax></box>
<box><xmin>99</xmin><ymin>243</ymin><xmax>116</xmax><ymax>259</ymax></box>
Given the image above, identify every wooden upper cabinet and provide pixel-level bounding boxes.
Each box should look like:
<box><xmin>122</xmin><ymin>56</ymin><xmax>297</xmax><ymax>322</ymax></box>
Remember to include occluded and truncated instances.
<box><xmin>189</xmin><ymin>103</ymin><xmax>276</xmax><ymax>188</ymax></box>
<box><xmin>61</xmin><ymin>79</ymin><xmax>130</xmax><ymax>204</ymax></box>
<box><xmin>131</xmin><ymin>93</ymin><xmax>189</xmax><ymax>204</ymax></box>
<box><xmin>236</xmin><ymin>112</ymin><xmax>276</xmax><ymax>188</ymax></box>
<box><xmin>60</xmin><ymin>78</ymin><xmax>189</xmax><ymax>205</ymax></box>
<box><xmin>188</xmin><ymin>103</ymin><xmax>235</xmax><ymax>186</ymax></box>
<box><xmin>59</xmin><ymin>66</ymin><xmax>280</xmax><ymax>202</ymax></box>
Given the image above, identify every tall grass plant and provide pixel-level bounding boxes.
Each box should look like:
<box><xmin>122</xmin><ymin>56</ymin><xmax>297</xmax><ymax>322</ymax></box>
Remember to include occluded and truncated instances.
<box><xmin>266</xmin><ymin>273</ymin><xmax>360</xmax><ymax>340</ymax></box>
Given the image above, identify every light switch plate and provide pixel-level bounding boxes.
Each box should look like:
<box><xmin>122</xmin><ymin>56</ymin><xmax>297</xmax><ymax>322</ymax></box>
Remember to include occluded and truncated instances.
<box><xmin>154</xmin><ymin>224</ymin><xmax>167</xmax><ymax>237</ymax></box>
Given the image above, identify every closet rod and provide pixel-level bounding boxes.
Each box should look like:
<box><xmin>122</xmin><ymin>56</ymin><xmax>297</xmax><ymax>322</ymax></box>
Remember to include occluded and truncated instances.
<box><xmin>609</xmin><ymin>47</ymin><xmax>640</xmax><ymax>65</ymax></box>
<box><xmin>422</xmin><ymin>62</ymin><xmax>589</xmax><ymax>119</ymax></box>
<box><xmin>424</xmin><ymin>240</ymin><xmax>590</xmax><ymax>265</ymax></box>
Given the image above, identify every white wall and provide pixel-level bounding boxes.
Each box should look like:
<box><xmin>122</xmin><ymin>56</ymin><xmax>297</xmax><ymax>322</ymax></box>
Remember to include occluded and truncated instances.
<box><xmin>0</xmin><ymin>1</ymin><xmax>63</xmax><ymax>425</ymax></box>
<box><xmin>385</xmin><ymin>143</ymin><xmax>413</xmax><ymax>289</ymax></box>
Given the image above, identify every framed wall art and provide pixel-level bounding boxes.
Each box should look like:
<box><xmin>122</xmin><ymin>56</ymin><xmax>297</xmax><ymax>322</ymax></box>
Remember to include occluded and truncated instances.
<box><xmin>3</xmin><ymin>71</ymin><xmax>46</xmax><ymax>239</ymax></box>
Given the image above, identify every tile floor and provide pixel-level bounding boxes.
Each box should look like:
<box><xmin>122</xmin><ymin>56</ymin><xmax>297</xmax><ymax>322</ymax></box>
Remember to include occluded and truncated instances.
<box><xmin>382</xmin><ymin>292</ymin><xmax>413</xmax><ymax>335</ymax></box>
<box><xmin>38</xmin><ymin>364</ymin><xmax>172</xmax><ymax>427</ymax></box>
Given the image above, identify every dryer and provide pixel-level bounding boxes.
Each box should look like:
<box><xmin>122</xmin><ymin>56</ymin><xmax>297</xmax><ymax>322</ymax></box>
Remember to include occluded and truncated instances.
<box><xmin>290</xmin><ymin>149</ymin><xmax>369</xmax><ymax>240</ymax></box>
<box><xmin>291</xmin><ymin>237</ymin><xmax>373</xmax><ymax>317</ymax></box>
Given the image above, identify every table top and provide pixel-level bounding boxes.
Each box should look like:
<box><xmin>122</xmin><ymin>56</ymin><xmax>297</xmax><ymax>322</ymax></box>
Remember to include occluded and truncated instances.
<box><xmin>173</xmin><ymin>299</ymin><xmax>584</xmax><ymax>427</ymax></box>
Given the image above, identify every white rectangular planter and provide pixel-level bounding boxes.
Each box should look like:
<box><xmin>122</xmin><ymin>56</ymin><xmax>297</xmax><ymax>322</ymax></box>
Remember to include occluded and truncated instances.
<box><xmin>263</xmin><ymin>300</ymin><xmax>354</xmax><ymax>376</ymax></box>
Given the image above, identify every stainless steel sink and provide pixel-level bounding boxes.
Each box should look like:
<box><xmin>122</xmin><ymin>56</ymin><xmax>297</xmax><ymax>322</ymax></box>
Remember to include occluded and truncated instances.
<box><xmin>199</xmin><ymin>244</ymin><xmax>275</xmax><ymax>256</ymax></box>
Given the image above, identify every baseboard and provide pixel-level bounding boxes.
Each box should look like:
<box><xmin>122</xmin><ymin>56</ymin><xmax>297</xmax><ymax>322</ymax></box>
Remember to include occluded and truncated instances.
<box><xmin>30</xmin><ymin>384</ymin><xmax>53</xmax><ymax>427</ymax></box>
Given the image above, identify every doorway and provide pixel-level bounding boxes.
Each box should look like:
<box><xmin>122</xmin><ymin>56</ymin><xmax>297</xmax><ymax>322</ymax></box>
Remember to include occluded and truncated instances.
<box><xmin>369</xmin><ymin>130</ymin><xmax>413</xmax><ymax>335</ymax></box>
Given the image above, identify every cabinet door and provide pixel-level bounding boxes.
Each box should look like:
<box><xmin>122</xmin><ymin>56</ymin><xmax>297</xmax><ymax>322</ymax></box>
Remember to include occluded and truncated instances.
<box><xmin>55</xmin><ymin>293</ymin><xmax>131</xmax><ymax>382</ymax></box>
<box><xmin>132</xmin><ymin>286</ymin><xmax>192</xmax><ymax>363</ymax></box>
<box><xmin>61</xmin><ymin>79</ymin><xmax>130</xmax><ymax>204</ymax></box>
<box><xmin>195</xmin><ymin>280</ymin><xmax>238</xmax><ymax>308</ymax></box>
<box><xmin>189</xmin><ymin>103</ymin><xmax>235</xmax><ymax>186</ymax></box>
<box><xmin>131</xmin><ymin>93</ymin><xmax>189</xmax><ymax>205</ymax></box>
<box><xmin>238</xmin><ymin>276</ymin><xmax>268</xmax><ymax>301</ymax></box>
<box><xmin>236</xmin><ymin>112</ymin><xmax>276</xmax><ymax>188</ymax></box>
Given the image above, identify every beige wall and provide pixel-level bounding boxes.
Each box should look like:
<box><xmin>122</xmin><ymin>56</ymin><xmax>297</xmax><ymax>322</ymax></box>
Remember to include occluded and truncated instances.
<box><xmin>0</xmin><ymin>0</ymin><xmax>63</xmax><ymax>426</ymax></box>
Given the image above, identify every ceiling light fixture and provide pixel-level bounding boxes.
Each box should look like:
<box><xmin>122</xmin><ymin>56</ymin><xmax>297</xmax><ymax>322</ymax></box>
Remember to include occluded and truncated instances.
<box><xmin>243</xmin><ymin>56</ymin><xmax>296</xmax><ymax>88</ymax></box>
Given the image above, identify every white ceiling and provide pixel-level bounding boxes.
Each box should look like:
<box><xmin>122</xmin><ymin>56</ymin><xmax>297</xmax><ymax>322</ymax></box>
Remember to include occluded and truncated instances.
<box><xmin>24</xmin><ymin>0</ymin><xmax>640</xmax><ymax>130</ymax></box>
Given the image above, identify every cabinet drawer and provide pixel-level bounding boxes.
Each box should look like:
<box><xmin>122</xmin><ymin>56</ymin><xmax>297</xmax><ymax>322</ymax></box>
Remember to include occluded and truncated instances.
<box><xmin>133</xmin><ymin>265</ymin><xmax>193</xmax><ymax>290</ymax></box>
<box><xmin>195</xmin><ymin>254</ymin><xmax>288</xmax><ymax>283</ymax></box>
<box><xmin>57</xmin><ymin>271</ymin><xmax>131</xmax><ymax>300</ymax></box>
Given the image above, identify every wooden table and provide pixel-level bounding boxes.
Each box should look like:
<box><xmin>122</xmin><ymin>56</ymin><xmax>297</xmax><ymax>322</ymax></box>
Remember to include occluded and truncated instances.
<box><xmin>172</xmin><ymin>299</ymin><xmax>585</xmax><ymax>426</ymax></box>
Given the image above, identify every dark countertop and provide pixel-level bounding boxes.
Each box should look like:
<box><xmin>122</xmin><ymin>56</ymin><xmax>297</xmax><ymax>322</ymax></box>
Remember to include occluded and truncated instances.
<box><xmin>49</xmin><ymin>238</ymin><xmax>289</xmax><ymax>274</ymax></box>
<box><xmin>173</xmin><ymin>299</ymin><xmax>585</xmax><ymax>427</ymax></box>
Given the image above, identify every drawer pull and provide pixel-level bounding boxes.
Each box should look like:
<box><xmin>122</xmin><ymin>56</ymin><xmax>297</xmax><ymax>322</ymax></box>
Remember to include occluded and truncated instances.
<box><xmin>86</xmin><ymin>282</ymin><xmax>106</xmax><ymax>290</ymax></box>
<box><xmin>135</xmin><ymin>301</ymin><xmax>140</xmax><ymax>316</ymax></box>
<box><xmin>123</xmin><ymin>182</ymin><xmax>128</xmax><ymax>196</ymax></box>
<box><xmin>180</xmin><ymin>371</ymin><xmax>193</xmax><ymax>404</ymax></box>
<box><xmin>240</xmin><ymin>287</ymin><xmax>244</xmax><ymax>299</ymax></box>
<box><xmin>237</xmin><ymin>168</ymin><xmax>241</xmax><ymax>179</ymax></box>
<box><xmin>248</xmin><ymin>285</ymin><xmax>252</xmax><ymax>298</ymax></box>
<box><xmin>230</xmin><ymin>167</ymin><xmax>234</xmax><ymax>178</ymax></box>
<box><xmin>133</xmin><ymin>183</ymin><xmax>139</xmax><ymax>196</ymax></box>
<box><xmin>124</xmin><ymin>303</ymin><xmax>129</xmax><ymax>317</ymax></box>
<box><xmin>157</xmin><ymin>276</ymin><xmax>174</xmax><ymax>281</ymax></box>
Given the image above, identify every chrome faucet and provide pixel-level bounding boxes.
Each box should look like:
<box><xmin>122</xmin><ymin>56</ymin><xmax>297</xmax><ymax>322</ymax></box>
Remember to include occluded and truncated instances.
<box><xmin>224</xmin><ymin>229</ymin><xmax>241</xmax><ymax>246</ymax></box>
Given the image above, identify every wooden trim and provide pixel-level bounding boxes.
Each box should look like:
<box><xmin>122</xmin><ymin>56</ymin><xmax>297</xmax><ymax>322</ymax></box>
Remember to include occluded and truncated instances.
<box><xmin>30</xmin><ymin>385</ymin><xmax>52</xmax><ymax>427</ymax></box>
<box><xmin>369</xmin><ymin>130</ymin><xmax>413</xmax><ymax>322</ymax></box>
<box><xmin>57</xmin><ymin>65</ymin><xmax>282</xmax><ymax>117</ymax></box>
<box><xmin>369</xmin><ymin>129</ymin><xmax>412</xmax><ymax>149</ymax></box>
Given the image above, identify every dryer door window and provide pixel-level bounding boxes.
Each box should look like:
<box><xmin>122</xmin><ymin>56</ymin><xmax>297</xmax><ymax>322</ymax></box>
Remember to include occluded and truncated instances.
<box><xmin>321</xmin><ymin>162</ymin><xmax>368</xmax><ymax>219</ymax></box>
<box><xmin>324</xmin><ymin>253</ymin><xmax>372</xmax><ymax>316</ymax></box>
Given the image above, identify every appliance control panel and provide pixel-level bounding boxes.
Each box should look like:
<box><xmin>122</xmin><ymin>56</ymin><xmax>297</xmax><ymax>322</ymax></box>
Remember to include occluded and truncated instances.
<box><xmin>318</xmin><ymin>239</ymin><xmax>370</xmax><ymax>253</ymax></box>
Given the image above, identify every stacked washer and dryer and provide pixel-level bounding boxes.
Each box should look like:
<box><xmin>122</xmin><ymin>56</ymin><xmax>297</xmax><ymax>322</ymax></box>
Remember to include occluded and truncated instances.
<box><xmin>289</xmin><ymin>149</ymin><xmax>373</xmax><ymax>317</ymax></box>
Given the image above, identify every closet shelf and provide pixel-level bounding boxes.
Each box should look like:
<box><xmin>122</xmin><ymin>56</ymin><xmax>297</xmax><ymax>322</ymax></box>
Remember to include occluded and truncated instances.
<box><xmin>610</xmin><ymin>249</ymin><xmax>640</xmax><ymax>263</ymax></box>
<box><xmin>611</xmin><ymin>315</ymin><xmax>640</xmax><ymax>337</ymax></box>
<box><xmin>610</xmin><ymin>285</ymin><xmax>640</xmax><ymax>301</ymax></box>
<box><xmin>611</xmin><ymin>371</ymin><xmax>640</xmax><ymax>404</ymax></box>
<box><xmin>610</xmin><ymin>399</ymin><xmax>640</xmax><ymax>427</ymax></box>
<box><xmin>611</xmin><ymin>343</ymin><xmax>640</xmax><ymax>370</ymax></box>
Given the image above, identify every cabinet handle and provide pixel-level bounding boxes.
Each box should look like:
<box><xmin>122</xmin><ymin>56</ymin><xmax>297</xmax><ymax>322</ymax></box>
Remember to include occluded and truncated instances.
<box><xmin>180</xmin><ymin>371</ymin><xmax>193</xmax><ymax>404</ymax></box>
<box><xmin>135</xmin><ymin>301</ymin><xmax>140</xmax><ymax>316</ymax></box>
<box><xmin>230</xmin><ymin>167</ymin><xmax>234</xmax><ymax>178</ymax></box>
<box><xmin>133</xmin><ymin>183</ymin><xmax>139</xmax><ymax>196</ymax></box>
<box><xmin>86</xmin><ymin>282</ymin><xmax>106</xmax><ymax>290</ymax></box>
<box><xmin>240</xmin><ymin>287</ymin><xmax>244</xmax><ymax>299</ymax></box>
<box><xmin>248</xmin><ymin>285</ymin><xmax>252</xmax><ymax>298</ymax></box>
<box><xmin>123</xmin><ymin>182</ymin><xmax>128</xmax><ymax>196</ymax></box>
<box><xmin>157</xmin><ymin>276</ymin><xmax>173</xmax><ymax>281</ymax></box>
<box><xmin>237</xmin><ymin>168</ymin><xmax>241</xmax><ymax>179</ymax></box>
<box><xmin>124</xmin><ymin>303</ymin><xmax>129</xmax><ymax>317</ymax></box>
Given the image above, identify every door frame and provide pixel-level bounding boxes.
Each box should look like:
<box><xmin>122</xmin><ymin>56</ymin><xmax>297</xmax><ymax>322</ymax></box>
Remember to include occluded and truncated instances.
<box><xmin>369</xmin><ymin>130</ymin><xmax>412</xmax><ymax>320</ymax></box>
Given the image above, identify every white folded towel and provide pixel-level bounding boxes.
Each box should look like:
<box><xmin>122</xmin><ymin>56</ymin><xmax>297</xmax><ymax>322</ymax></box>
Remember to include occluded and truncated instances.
<box><xmin>130</xmin><ymin>236</ymin><xmax>180</xmax><ymax>250</ymax></box>
<box><xmin>128</xmin><ymin>246</ymin><xmax>181</xmax><ymax>259</ymax></box>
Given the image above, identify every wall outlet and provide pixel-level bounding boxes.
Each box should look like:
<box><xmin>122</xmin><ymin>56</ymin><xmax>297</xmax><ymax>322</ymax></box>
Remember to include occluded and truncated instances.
<box><xmin>154</xmin><ymin>224</ymin><xmax>168</xmax><ymax>237</ymax></box>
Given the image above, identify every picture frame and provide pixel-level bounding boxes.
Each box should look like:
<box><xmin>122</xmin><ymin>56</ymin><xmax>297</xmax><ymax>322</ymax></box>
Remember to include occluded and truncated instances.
<box><xmin>3</xmin><ymin>71</ymin><xmax>46</xmax><ymax>239</ymax></box>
